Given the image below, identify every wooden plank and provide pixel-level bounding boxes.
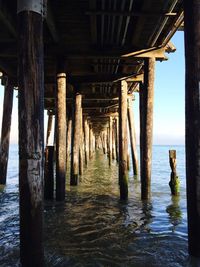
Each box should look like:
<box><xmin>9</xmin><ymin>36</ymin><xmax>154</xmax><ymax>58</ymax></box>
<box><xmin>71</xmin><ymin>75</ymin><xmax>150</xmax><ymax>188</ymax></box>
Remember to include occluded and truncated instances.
<box><xmin>18</xmin><ymin>9</ymin><xmax>44</xmax><ymax>266</ymax></box>
<box><xmin>184</xmin><ymin>0</ymin><xmax>200</xmax><ymax>257</ymax></box>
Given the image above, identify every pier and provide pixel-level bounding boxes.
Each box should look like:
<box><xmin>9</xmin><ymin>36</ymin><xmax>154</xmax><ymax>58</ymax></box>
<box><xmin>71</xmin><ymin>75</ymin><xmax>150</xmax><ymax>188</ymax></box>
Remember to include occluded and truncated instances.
<box><xmin>0</xmin><ymin>0</ymin><xmax>199</xmax><ymax>265</ymax></box>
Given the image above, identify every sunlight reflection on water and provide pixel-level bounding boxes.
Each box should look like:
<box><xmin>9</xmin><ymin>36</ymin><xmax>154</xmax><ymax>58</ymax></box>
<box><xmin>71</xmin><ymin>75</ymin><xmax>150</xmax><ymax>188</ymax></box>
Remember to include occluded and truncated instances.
<box><xmin>1</xmin><ymin>145</ymin><xmax>200</xmax><ymax>266</ymax></box>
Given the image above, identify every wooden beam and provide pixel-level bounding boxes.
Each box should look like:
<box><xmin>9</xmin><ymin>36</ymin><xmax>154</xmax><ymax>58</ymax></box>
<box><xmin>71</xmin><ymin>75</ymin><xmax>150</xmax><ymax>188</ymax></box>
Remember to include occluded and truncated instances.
<box><xmin>0</xmin><ymin>43</ymin><xmax>171</xmax><ymax>60</ymax></box>
<box><xmin>122</xmin><ymin>47</ymin><xmax>167</xmax><ymax>60</ymax></box>
<box><xmin>86</xmin><ymin>11</ymin><xmax>177</xmax><ymax>17</ymax></box>
<box><xmin>126</xmin><ymin>74</ymin><xmax>144</xmax><ymax>83</ymax></box>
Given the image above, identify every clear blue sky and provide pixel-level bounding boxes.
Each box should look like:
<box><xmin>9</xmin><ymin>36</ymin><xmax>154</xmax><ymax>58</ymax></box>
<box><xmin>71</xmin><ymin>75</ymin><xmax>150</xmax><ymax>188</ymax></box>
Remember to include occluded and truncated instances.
<box><xmin>0</xmin><ymin>31</ymin><xmax>185</xmax><ymax>145</ymax></box>
<box><xmin>133</xmin><ymin>31</ymin><xmax>185</xmax><ymax>145</ymax></box>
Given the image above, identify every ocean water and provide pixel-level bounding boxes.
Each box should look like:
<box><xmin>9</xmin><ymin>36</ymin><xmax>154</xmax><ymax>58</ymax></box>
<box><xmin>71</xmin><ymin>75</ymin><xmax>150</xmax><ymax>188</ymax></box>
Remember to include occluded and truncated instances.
<box><xmin>0</xmin><ymin>145</ymin><xmax>200</xmax><ymax>267</ymax></box>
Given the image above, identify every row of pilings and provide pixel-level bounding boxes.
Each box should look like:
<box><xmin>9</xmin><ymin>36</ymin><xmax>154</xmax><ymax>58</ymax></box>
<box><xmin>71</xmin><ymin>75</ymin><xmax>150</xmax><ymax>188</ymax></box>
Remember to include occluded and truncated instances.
<box><xmin>0</xmin><ymin>0</ymin><xmax>199</xmax><ymax>266</ymax></box>
<box><xmin>44</xmin><ymin>80</ymin><xmax>141</xmax><ymax>202</ymax></box>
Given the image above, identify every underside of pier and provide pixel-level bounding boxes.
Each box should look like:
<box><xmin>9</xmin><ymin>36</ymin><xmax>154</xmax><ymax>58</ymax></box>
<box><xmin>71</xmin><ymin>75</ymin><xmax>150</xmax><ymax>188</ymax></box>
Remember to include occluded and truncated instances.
<box><xmin>1</xmin><ymin>0</ymin><xmax>200</xmax><ymax>266</ymax></box>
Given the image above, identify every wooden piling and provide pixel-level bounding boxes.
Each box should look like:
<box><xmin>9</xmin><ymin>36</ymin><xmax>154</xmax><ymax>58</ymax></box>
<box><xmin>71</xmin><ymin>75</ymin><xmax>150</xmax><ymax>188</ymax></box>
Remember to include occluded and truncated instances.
<box><xmin>46</xmin><ymin>111</ymin><xmax>53</xmax><ymax>146</ymax></box>
<box><xmin>109</xmin><ymin>116</ymin><xmax>113</xmax><ymax>165</ymax></box>
<box><xmin>71</xmin><ymin>92</ymin><xmax>82</xmax><ymax>185</ymax></box>
<box><xmin>169</xmin><ymin>150</ymin><xmax>180</xmax><ymax>196</ymax></box>
<box><xmin>83</xmin><ymin>117</ymin><xmax>89</xmax><ymax>165</ymax></box>
<box><xmin>18</xmin><ymin>4</ymin><xmax>44</xmax><ymax>266</ymax></box>
<box><xmin>112</xmin><ymin>120</ymin><xmax>116</xmax><ymax>160</ymax></box>
<box><xmin>79</xmin><ymin>106</ymin><xmax>83</xmax><ymax>175</ymax></box>
<box><xmin>56</xmin><ymin>72</ymin><xmax>67</xmax><ymax>201</ymax></box>
<box><xmin>101</xmin><ymin>130</ymin><xmax>107</xmax><ymax>154</ymax></box>
<box><xmin>107</xmin><ymin>126</ymin><xmax>110</xmax><ymax>159</ymax></box>
<box><xmin>66</xmin><ymin>115</ymin><xmax>72</xmax><ymax>169</ymax></box>
<box><xmin>127</xmin><ymin>97</ymin><xmax>139</xmax><ymax>175</ymax></box>
<box><xmin>119</xmin><ymin>80</ymin><xmax>128</xmax><ymax>200</ymax></box>
<box><xmin>0</xmin><ymin>81</ymin><xmax>13</xmax><ymax>184</ymax></box>
<box><xmin>184</xmin><ymin>0</ymin><xmax>200</xmax><ymax>257</ymax></box>
<box><xmin>114</xmin><ymin>117</ymin><xmax>119</xmax><ymax>162</ymax></box>
<box><xmin>44</xmin><ymin>146</ymin><xmax>54</xmax><ymax>200</ymax></box>
<box><xmin>89</xmin><ymin>124</ymin><xmax>93</xmax><ymax>159</ymax></box>
<box><xmin>139</xmin><ymin>58</ymin><xmax>155</xmax><ymax>200</ymax></box>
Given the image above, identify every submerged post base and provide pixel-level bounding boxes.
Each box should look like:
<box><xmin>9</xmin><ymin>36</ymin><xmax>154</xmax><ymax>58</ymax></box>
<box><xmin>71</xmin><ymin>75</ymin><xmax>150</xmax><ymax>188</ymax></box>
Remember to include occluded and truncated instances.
<box><xmin>169</xmin><ymin>173</ymin><xmax>180</xmax><ymax>196</ymax></box>
<box><xmin>70</xmin><ymin>174</ymin><xmax>79</xmax><ymax>186</ymax></box>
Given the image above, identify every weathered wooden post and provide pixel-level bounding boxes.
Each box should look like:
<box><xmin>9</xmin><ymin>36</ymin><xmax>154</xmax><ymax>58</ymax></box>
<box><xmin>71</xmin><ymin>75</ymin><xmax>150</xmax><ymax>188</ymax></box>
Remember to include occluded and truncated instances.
<box><xmin>83</xmin><ymin>117</ymin><xmax>89</xmax><ymax>165</ymax></box>
<box><xmin>46</xmin><ymin>110</ymin><xmax>53</xmax><ymax>146</ymax></box>
<box><xmin>56</xmin><ymin>71</ymin><xmax>67</xmax><ymax>201</ymax></box>
<box><xmin>71</xmin><ymin>91</ymin><xmax>82</xmax><ymax>185</ymax></box>
<box><xmin>89</xmin><ymin>123</ymin><xmax>93</xmax><ymax>159</ymax></box>
<box><xmin>112</xmin><ymin>120</ymin><xmax>116</xmax><ymax>160</ymax></box>
<box><xmin>18</xmin><ymin>0</ymin><xmax>45</xmax><ymax>265</ymax></box>
<box><xmin>101</xmin><ymin>130</ymin><xmax>106</xmax><ymax>154</ymax></box>
<box><xmin>107</xmin><ymin>126</ymin><xmax>110</xmax><ymax>159</ymax></box>
<box><xmin>109</xmin><ymin>116</ymin><xmax>113</xmax><ymax>165</ymax></box>
<box><xmin>104</xmin><ymin>130</ymin><xmax>108</xmax><ymax>154</ymax></box>
<box><xmin>184</xmin><ymin>0</ymin><xmax>200</xmax><ymax>257</ymax></box>
<box><xmin>0</xmin><ymin>78</ymin><xmax>14</xmax><ymax>184</ymax></box>
<box><xmin>119</xmin><ymin>80</ymin><xmax>128</xmax><ymax>200</ymax></box>
<box><xmin>139</xmin><ymin>58</ymin><xmax>155</xmax><ymax>199</ymax></box>
<box><xmin>79</xmin><ymin>106</ymin><xmax>83</xmax><ymax>175</ymax></box>
<box><xmin>114</xmin><ymin>117</ymin><xmax>119</xmax><ymax>162</ymax></box>
<box><xmin>66</xmin><ymin>114</ymin><xmax>72</xmax><ymax>169</ymax></box>
<box><xmin>169</xmin><ymin>150</ymin><xmax>180</xmax><ymax>196</ymax></box>
<box><xmin>44</xmin><ymin>146</ymin><xmax>54</xmax><ymax>200</ymax></box>
<box><xmin>127</xmin><ymin>97</ymin><xmax>139</xmax><ymax>175</ymax></box>
<box><xmin>127</xmin><ymin>153</ymin><xmax>130</xmax><ymax>171</ymax></box>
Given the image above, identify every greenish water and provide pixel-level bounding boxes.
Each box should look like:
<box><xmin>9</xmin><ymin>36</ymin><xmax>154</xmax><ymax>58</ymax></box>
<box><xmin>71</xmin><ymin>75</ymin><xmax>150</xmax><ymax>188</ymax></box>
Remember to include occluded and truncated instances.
<box><xmin>1</xmin><ymin>145</ymin><xmax>200</xmax><ymax>266</ymax></box>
